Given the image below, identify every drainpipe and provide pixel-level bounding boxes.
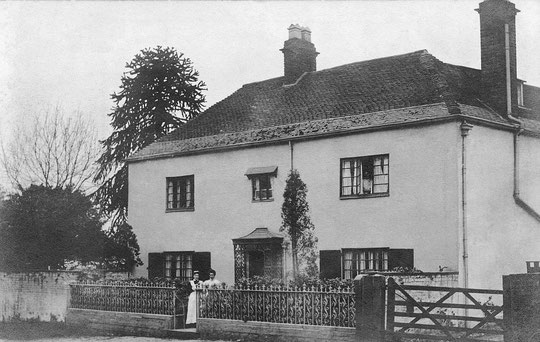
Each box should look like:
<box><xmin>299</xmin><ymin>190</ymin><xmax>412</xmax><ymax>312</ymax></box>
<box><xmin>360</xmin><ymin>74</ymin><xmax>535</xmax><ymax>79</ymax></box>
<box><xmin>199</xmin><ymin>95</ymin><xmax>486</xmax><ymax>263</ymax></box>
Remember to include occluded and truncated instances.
<box><xmin>460</xmin><ymin>121</ymin><xmax>473</xmax><ymax>290</ymax></box>
<box><xmin>510</xmin><ymin>122</ymin><xmax>540</xmax><ymax>221</ymax></box>
<box><xmin>505</xmin><ymin>24</ymin><xmax>512</xmax><ymax>116</ymax></box>
<box><xmin>289</xmin><ymin>140</ymin><xmax>294</xmax><ymax>170</ymax></box>
<box><xmin>503</xmin><ymin>24</ymin><xmax>540</xmax><ymax>222</ymax></box>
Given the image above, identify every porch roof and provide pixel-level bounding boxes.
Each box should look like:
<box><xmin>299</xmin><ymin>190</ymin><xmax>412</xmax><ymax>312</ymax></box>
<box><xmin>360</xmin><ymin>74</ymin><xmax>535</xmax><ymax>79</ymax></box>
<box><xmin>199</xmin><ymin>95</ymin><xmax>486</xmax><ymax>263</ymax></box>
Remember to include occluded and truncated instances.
<box><xmin>233</xmin><ymin>227</ymin><xmax>285</xmax><ymax>245</ymax></box>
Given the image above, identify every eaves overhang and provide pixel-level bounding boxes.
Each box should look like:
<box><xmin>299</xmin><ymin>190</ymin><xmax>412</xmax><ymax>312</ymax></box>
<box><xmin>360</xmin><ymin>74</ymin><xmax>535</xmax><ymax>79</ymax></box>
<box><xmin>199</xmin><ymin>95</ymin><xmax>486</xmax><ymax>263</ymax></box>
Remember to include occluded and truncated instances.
<box><xmin>125</xmin><ymin>107</ymin><xmax>517</xmax><ymax>164</ymax></box>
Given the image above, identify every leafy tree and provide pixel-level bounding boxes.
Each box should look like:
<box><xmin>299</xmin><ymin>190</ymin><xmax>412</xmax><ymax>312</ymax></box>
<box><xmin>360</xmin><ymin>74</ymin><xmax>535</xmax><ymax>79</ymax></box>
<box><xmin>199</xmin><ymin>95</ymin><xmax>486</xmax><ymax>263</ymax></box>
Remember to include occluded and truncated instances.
<box><xmin>94</xmin><ymin>46</ymin><xmax>206</xmax><ymax>226</ymax></box>
<box><xmin>102</xmin><ymin>222</ymin><xmax>142</xmax><ymax>271</ymax></box>
<box><xmin>280</xmin><ymin>169</ymin><xmax>318</xmax><ymax>280</ymax></box>
<box><xmin>0</xmin><ymin>185</ymin><xmax>142</xmax><ymax>272</ymax></box>
<box><xmin>0</xmin><ymin>107</ymin><xmax>100</xmax><ymax>193</ymax></box>
<box><xmin>0</xmin><ymin>185</ymin><xmax>104</xmax><ymax>271</ymax></box>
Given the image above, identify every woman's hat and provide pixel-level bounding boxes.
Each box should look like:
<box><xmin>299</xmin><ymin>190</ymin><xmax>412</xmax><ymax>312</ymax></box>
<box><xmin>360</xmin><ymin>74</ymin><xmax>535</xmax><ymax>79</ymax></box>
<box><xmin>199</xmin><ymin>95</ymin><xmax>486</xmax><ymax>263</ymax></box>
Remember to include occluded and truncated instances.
<box><xmin>193</xmin><ymin>270</ymin><xmax>199</xmax><ymax>275</ymax></box>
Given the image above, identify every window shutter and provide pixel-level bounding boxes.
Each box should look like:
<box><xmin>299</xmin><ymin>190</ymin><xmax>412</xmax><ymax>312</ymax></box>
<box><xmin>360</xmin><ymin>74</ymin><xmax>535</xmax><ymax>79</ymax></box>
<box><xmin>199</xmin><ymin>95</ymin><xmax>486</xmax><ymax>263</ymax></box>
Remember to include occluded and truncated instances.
<box><xmin>319</xmin><ymin>250</ymin><xmax>342</xmax><ymax>279</ymax></box>
<box><xmin>388</xmin><ymin>249</ymin><xmax>414</xmax><ymax>270</ymax></box>
<box><xmin>193</xmin><ymin>252</ymin><xmax>211</xmax><ymax>281</ymax></box>
<box><xmin>148</xmin><ymin>253</ymin><xmax>165</xmax><ymax>279</ymax></box>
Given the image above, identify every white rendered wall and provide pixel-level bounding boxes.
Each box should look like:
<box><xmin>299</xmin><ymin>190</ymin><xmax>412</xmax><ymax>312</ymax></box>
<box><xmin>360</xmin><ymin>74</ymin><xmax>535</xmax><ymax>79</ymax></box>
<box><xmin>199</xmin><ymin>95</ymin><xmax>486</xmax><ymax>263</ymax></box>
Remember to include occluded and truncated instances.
<box><xmin>465</xmin><ymin>126</ymin><xmax>540</xmax><ymax>289</ymax></box>
<box><xmin>129</xmin><ymin>122</ymin><xmax>462</xmax><ymax>284</ymax></box>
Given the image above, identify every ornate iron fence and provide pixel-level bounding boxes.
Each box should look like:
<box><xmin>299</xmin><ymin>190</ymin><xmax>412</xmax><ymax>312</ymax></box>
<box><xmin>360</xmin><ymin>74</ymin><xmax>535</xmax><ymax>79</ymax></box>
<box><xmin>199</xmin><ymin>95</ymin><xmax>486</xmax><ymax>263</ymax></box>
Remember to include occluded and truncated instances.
<box><xmin>69</xmin><ymin>280</ymin><xmax>177</xmax><ymax>315</ymax></box>
<box><xmin>199</xmin><ymin>284</ymin><xmax>355</xmax><ymax>327</ymax></box>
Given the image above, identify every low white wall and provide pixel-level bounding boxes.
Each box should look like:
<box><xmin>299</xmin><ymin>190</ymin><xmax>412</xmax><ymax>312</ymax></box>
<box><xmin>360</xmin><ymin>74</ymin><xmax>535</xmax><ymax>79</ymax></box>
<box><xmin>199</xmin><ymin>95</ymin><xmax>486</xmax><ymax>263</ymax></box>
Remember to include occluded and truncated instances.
<box><xmin>0</xmin><ymin>271</ymin><xmax>129</xmax><ymax>322</ymax></box>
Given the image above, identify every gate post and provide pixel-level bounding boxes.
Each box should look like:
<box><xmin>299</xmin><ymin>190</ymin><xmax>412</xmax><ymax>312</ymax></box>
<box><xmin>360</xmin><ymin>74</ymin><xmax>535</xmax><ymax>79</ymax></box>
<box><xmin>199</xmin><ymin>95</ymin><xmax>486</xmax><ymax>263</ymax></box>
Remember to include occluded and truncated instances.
<box><xmin>503</xmin><ymin>273</ymin><xmax>540</xmax><ymax>342</ymax></box>
<box><xmin>354</xmin><ymin>275</ymin><xmax>386</xmax><ymax>342</ymax></box>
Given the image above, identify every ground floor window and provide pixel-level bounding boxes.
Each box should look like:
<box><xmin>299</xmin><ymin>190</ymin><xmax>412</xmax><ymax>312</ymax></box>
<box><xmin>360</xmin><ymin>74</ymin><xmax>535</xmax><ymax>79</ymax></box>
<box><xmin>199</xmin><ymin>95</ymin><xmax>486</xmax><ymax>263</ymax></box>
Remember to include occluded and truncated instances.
<box><xmin>320</xmin><ymin>248</ymin><xmax>414</xmax><ymax>280</ymax></box>
<box><xmin>165</xmin><ymin>252</ymin><xmax>192</xmax><ymax>280</ymax></box>
<box><xmin>343</xmin><ymin>248</ymin><xmax>389</xmax><ymax>279</ymax></box>
<box><xmin>148</xmin><ymin>251</ymin><xmax>211</xmax><ymax>281</ymax></box>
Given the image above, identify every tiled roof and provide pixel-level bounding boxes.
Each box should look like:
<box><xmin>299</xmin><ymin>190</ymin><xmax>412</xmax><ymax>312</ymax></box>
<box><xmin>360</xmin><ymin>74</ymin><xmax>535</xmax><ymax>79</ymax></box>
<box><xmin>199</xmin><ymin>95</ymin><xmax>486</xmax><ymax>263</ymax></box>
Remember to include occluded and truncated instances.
<box><xmin>519</xmin><ymin>117</ymin><xmax>540</xmax><ymax>133</ymax></box>
<box><xmin>128</xmin><ymin>50</ymin><xmax>539</xmax><ymax>161</ymax></box>
<box><xmin>128</xmin><ymin>103</ymin><xmax>505</xmax><ymax>161</ymax></box>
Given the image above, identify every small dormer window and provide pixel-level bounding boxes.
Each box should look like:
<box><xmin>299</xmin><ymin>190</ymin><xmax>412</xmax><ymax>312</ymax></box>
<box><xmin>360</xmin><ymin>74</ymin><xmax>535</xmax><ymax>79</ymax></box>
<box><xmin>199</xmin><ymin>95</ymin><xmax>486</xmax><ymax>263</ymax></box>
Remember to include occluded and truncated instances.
<box><xmin>517</xmin><ymin>82</ymin><xmax>524</xmax><ymax>107</ymax></box>
<box><xmin>245</xmin><ymin>166</ymin><xmax>278</xmax><ymax>202</ymax></box>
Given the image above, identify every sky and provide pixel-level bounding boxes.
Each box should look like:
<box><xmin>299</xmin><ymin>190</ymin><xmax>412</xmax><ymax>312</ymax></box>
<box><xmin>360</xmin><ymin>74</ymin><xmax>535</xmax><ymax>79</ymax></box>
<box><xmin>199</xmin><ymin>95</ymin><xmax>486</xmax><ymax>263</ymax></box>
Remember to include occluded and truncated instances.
<box><xmin>0</xmin><ymin>0</ymin><xmax>539</xmax><ymax>188</ymax></box>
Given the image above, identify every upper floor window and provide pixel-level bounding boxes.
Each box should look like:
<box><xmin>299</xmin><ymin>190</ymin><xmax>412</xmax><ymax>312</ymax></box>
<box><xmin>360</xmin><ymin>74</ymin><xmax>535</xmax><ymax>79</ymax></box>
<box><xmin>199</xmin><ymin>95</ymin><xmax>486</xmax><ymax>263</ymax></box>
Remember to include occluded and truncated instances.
<box><xmin>252</xmin><ymin>174</ymin><xmax>273</xmax><ymax>201</ymax></box>
<box><xmin>340</xmin><ymin>154</ymin><xmax>389</xmax><ymax>198</ymax></box>
<box><xmin>166</xmin><ymin>175</ymin><xmax>194</xmax><ymax>210</ymax></box>
<box><xmin>245</xmin><ymin>166</ymin><xmax>277</xmax><ymax>202</ymax></box>
<box><xmin>517</xmin><ymin>82</ymin><xmax>524</xmax><ymax>107</ymax></box>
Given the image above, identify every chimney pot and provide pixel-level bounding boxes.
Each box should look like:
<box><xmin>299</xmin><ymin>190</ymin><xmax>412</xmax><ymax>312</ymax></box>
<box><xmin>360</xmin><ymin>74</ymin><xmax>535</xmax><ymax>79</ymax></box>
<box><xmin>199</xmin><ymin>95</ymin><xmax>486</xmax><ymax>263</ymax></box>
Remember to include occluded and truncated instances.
<box><xmin>288</xmin><ymin>24</ymin><xmax>302</xmax><ymax>40</ymax></box>
<box><xmin>301</xmin><ymin>27</ymin><xmax>312</xmax><ymax>42</ymax></box>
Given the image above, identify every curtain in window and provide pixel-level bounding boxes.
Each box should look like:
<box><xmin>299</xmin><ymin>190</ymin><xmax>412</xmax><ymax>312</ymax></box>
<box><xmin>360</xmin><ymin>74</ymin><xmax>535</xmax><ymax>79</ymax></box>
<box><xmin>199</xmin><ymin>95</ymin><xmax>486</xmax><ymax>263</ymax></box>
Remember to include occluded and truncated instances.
<box><xmin>180</xmin><ymin>254</ymin><xmax>192</xmax><ymax>281</ymax></box>
<box><xmin>167</xmin><ymin>181</ymin><xmax>174</xmax><ymax>208</ymax></box>
<box><xmin>165</xmin><ymin>254</ymin><xmax>172</xmax><ymax>278</ymax></box>
<box><xmin>368</xmin><ymin>251</ymin><xmax>374</xmax><ymax>270</ymax></box>
<box><xmin>343</xmin><ymin>250</ymin><xmax>353</xmax><ymax>279</ymax></box>
<box><xmin>358</xmin><ymin>251</ymin><xmax>366</xmax><ymax>271</ymax></box>
<box><xmin>185</xmin><ymin>178</ymin><xmax>192</xmax><ymax>207</ymax></box>
<box><xmin>175</xmin><ymin>255</ymin><xmax>181</xmax><ymax>278</ymax></box>
<box><xmin>252</xmin><ymin>178</ymin><xmax>260</xmax><ymax>200</ymax></box>
<box><xmin>373</xmin><ymin>156</ymin><xmax>389</xmax><ymax>193</ymax></box>
<box><xmin>356</xmin><ymin>160</ymin><xmax>363</xmax><ymax>195</ymax></box>
<box><xmin>175</xmin><ymin>182</ymin><xmax>182</xmax><ymax>207</ymax></box>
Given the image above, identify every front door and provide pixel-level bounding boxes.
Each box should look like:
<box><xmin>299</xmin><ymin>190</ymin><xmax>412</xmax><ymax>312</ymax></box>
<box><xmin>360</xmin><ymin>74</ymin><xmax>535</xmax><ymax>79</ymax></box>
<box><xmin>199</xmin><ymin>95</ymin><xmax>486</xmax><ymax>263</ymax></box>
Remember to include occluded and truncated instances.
<box><xmin>247</xmin><ymin>250</ymin><xmax>264</xmax><ymax>277</ymax></box>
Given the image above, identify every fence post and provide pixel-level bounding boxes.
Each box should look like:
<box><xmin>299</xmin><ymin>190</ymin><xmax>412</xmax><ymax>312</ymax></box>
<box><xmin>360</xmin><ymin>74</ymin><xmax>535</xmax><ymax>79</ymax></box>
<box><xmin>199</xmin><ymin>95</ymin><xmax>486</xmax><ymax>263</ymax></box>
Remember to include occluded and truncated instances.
<box><xmin>173</xmin><ymin>288</ymin><xmax>176</xmax><ymax>329</ymax></box>
<box><xmin>354</xmin><ymin>275</ymin><xmax>386</xmax><ymax>342</ymax></box>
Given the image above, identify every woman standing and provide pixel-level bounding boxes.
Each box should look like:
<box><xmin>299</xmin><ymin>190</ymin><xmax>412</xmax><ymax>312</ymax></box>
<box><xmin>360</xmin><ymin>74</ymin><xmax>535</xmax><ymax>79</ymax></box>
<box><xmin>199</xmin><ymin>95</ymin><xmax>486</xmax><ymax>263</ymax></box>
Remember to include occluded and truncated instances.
<box><xmin>203</xmin><ymin>269</ymin><xmax>222</xmax><ymax>289</ymax></box>
<box><xmin>185</xmin><ymin>270</ymin><xmax>200</xmax><ymax>326</ymax></box>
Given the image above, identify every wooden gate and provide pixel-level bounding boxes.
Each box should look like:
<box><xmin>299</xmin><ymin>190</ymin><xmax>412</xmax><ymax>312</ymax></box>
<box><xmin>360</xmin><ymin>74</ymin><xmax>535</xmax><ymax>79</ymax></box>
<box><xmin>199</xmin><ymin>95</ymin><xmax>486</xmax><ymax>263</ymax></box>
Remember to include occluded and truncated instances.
<box><xmin>386</xmin><ymin>277</ymin><xmax>504</xmax><ymax>341</ymax></box>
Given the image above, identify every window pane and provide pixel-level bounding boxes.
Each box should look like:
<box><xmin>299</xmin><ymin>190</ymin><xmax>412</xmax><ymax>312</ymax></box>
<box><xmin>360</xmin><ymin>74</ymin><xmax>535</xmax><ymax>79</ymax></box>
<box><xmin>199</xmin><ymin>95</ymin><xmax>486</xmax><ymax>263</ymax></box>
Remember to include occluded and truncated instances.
<box><xmin>342</xmin><ymin>165</ymin><xmax>351</xmax><ymax>178</ymax></box>
<box><xmin>374</xmin><ymin>184</ymin><xmax>388</xmax><ymax>193</ymax></box>
<box><xmin>359</xmin><ymin>251</ymin><xmax>366</xmax><ymax>271</ymax></box>
<box><xmin>373</xmin><ymin>175</ymin><xmax>388</xmax><ymax>184</ymax></box>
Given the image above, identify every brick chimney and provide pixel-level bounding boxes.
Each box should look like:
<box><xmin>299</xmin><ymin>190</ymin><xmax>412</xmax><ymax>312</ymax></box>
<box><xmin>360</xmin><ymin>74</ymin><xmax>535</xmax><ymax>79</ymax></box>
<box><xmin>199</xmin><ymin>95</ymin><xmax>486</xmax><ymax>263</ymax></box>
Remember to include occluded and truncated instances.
<box><xmin>280</xmin><ymin>24</ymin><xmax>319</xmax><ymax>84</ymax></box>
<box><xmin>476</xmin><ymin>0</ymin><xmax>520</xmax><ymax>116</ymax></box>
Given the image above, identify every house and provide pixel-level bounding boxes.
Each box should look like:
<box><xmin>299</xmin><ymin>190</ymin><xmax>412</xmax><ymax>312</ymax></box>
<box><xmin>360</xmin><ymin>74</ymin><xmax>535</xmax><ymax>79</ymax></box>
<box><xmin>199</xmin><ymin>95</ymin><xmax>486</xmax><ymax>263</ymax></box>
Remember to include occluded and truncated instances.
<box><xmin>126</xmin><ymin>0</ymin><xmax>540</xmax><ymax>289</ymax></box>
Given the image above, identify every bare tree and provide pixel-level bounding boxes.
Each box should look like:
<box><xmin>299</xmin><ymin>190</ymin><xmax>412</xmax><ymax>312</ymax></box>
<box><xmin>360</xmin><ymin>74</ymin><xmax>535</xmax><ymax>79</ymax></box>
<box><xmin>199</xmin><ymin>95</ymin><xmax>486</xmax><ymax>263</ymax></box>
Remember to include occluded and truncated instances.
<box><xmin>1</xmin><ymin>106</ymin><xmax>100</xmax><ymax>192</ymax></box>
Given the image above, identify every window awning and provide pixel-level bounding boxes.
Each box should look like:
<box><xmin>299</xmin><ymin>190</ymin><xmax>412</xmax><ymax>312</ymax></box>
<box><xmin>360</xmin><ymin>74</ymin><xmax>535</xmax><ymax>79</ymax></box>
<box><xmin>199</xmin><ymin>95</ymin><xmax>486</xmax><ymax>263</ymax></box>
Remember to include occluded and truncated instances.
<box><xmin>245</xmin><ymin>166</ymin><xmax>278</xmax><ymax>177</ymax></box>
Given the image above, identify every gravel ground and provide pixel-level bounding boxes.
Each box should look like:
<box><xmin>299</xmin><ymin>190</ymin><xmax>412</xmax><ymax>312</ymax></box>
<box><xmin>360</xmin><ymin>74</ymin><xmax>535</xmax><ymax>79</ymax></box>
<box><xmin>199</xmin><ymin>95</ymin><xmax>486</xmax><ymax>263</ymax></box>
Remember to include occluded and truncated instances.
<box><xmin>0</xmin><ymin>338</ymin><xmax>206</xmax><ymax>342</ymax></box>
<box><xmin>0</xmin><ymin>323</ymin><xmax>231</xmax><ymax>342</ymax></box>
